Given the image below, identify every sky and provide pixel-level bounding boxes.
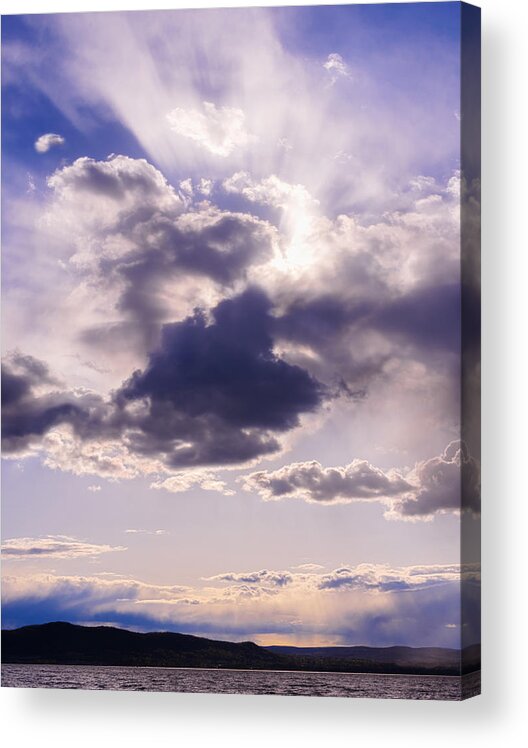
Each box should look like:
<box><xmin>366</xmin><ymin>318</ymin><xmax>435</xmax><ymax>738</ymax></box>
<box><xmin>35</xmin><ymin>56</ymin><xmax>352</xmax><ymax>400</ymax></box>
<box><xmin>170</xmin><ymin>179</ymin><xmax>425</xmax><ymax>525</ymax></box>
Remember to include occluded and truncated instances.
<box><xmin>1</xmin><ymin>3</ymin><xmax>480</xmax><ymax>648</ymax></box>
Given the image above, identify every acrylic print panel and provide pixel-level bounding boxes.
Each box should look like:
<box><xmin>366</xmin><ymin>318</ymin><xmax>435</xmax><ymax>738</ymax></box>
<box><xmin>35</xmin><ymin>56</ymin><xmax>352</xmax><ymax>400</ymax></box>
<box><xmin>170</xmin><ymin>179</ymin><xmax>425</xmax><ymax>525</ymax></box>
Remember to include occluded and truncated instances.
<box><xmin>1</xmin><ymin>2</ymin><xmax>481</xmax><ymax>700</ymax></box>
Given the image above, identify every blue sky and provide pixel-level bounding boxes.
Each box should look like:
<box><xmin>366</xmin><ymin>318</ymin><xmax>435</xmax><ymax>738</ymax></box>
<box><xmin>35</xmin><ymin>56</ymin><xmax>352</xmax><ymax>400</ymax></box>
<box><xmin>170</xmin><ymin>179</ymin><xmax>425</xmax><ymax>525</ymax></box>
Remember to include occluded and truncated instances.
<box><xmin>1</xmin><ymin>3</ymin><xmax>480</xmax><ymax>648</ymax></box>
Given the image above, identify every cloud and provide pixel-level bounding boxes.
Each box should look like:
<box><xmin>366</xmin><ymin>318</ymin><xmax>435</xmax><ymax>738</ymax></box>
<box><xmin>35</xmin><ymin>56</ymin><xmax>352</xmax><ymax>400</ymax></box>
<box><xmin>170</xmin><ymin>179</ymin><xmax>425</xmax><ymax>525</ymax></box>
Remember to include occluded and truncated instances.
<box><xmin>2</xmin><ymin>352</ymin><xmax>58</xmax><ymax>394</ymax></box>
<box><xmin>317</xmin><ymin>562</ymin><xmax>472</xmax><ymax>592</ymax></box>
<box><xmin>37</xmin><ymin>427</ymin><xmax>165</xmax><ymax>481</ymax></box>
<box><xmin>223</xmin><ymin>171</ymin><xmax>317</xmax><ymax>210</ymax></box>
<box><xmin>205</xmin><ymin>569</ymin><xmax>293</xmax><ymax>587</ymax></box>
<box><xmin>242</xmin><ymin>459</ymin><xmax>412</xmax><ymax>505</ymax></box>
<box><xmin>45</xmin><ymin>155</ymin><xmax>277</xmax><ymax>351</ymax></box>
<box><xmin>1</xmin><ymin>354</ymin><xmax>117</xmax><ymax>456</ymax></box>
<box><xmin>46</xmin><ymin>155</ymin><xmax>183</xmax><ymax>232</ymax></box>
<box><xmin>1</xmin><ymin>535</ymin><xmax>126</xmax><ymax>560</ymax></box>
<box><xmin>1</xmin><ymin>358</ymin><xmax>96</xmax><ymax>455</ymax></box>
<box><xmin>150</xmin><ymin>471</ymin><xmax>234</xmax><ymax>496</ymax></box>
<box><xmin>124</xmin><ymin>529</ymin><xmax>168</xmax><ymax>535</ymax></box>
<box><xmin>2</xmin><ymin>573</ymin><xmax>191</xmax><ymax>607</ymax></box>
<box><xmin>242</xmin><ymin>442</ymin><xmax>480</xmax><ymax>520</ymax></box>
<box><xmin>167</xmin><ymin>101</ymin><xmax>255</xmax><ymax>157</ymax></box>
<box><xmin>323</xmin><ymin>53</ymin><xmax>351</xmax><ymax>82</ymax></box>
<box><xmin>34</xmin><ymin>133</ymin><xmax>65</xmax><ymax>153</ymax></box>
<box><xmin>372</xmin><ymin>282</ymin><xmax>462</xmax><ymax>352</ymax></box>
<box><xmin>198</xmin><ymin>178</ymin><xmax>213</xmax><ymax>196</ymax></box>
<box><xmin>117</xmin><ymin>288</ymin><xmax>325</xmax><ymax>467</ymax></box>
<box><xmin>388</xmin><ymin>441</ymin><xmax>481</xmax><ymax>519</ymax></box>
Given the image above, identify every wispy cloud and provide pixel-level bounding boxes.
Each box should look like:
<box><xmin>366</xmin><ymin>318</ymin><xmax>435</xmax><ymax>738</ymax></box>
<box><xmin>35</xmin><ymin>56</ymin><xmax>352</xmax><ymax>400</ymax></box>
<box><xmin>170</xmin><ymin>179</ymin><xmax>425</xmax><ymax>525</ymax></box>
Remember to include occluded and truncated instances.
<box><xmin>124</xmin><ymin>529</ymin><xmax>168</xmax><ymax>536</ymax></box>
<box><xmin>1</xmin><ymin>535</ymin><xmax>126</xmax><ymax>559</ymax></box>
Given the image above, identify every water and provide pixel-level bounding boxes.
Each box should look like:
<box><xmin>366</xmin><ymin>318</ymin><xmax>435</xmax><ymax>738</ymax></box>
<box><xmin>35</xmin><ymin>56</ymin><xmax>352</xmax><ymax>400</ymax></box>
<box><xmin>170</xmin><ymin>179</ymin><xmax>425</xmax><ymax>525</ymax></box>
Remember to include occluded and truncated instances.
<box><xmin>1</xmin><ymin>664</ymin><xmax>480</xmax><ymax>700</ymax></box>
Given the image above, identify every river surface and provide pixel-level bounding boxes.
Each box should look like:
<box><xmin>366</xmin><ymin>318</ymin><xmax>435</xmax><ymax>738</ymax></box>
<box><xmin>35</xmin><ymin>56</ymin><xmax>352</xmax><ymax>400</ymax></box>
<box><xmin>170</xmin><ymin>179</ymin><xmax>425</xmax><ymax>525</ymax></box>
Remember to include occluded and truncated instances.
<box><xmin>1</xmin><ymin>664</ymin><xmax>480</xmax><ymax>700</ymax></box>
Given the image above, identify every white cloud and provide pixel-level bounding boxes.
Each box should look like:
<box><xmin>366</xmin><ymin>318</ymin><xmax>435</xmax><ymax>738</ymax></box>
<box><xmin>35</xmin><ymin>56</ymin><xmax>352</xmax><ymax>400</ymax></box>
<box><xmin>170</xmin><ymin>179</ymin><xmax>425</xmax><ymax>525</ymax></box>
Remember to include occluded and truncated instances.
<box><xmin>34</xmin><ymin>133</ymin><xmax>65</xmax><ymax>153</ymax></box>
<box><xmin>323</xmin><ymin>53</ymin><xmax>351</xmax><ymax>82</ymax></box>
<box><xmin>179</xmin><ymin>177</ymin><xmax>193</xmax><ymax>196</ymax></box>
<box><xmin>45</xmin><ymin>154</ymin><xmax>183</xmax><ymax>240</ymax></box>
<box><xmin>198</xmin><ymin>178</ymin><xmax>213</xmax><ymax>196</ymax></box>
<box><xmin>26</xmin><ymin>173</ymin><xmax>36</xmax><ymax>193</ymax></box>
<box><xmin>150</xmin><ymin>471</ymin><xmax>235</xmax><ymax>496</ymax></box>
<box><xmin>167</xmin><ymin>101</ymin><xmax>255</xmax><ymax>157</ymax></box>
<box><xmin>41</xmin><ymin>427</ymin><xmax>166</xmax><ymax>481</ymax></box>
<box><xmin>223</xmin><ymin>171</ymin><xmax>317</xmax><ymax>210</ymax></box>
<box><xmin>294</xmin><ymin>563</ymin><xmax>325</xmax><ymax>572</ymax></box>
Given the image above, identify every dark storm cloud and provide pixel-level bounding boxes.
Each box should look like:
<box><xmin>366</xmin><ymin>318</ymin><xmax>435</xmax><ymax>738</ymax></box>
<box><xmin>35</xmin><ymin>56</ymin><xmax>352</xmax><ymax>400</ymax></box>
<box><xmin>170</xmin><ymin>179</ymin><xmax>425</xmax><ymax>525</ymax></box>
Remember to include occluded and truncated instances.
<box><xmin>117</xmin><ymin>288</ymin><xmax>324</xmax><ymax>465</ymax></box>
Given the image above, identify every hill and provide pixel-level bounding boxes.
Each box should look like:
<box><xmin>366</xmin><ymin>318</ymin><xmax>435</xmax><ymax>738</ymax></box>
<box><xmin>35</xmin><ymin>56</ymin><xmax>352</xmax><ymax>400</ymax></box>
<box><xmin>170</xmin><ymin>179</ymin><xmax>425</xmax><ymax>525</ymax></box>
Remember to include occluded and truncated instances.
<box><xmin>1</xmin><ymin>622</ymin><xmax>479</xmax><ymax>675</ymax></box>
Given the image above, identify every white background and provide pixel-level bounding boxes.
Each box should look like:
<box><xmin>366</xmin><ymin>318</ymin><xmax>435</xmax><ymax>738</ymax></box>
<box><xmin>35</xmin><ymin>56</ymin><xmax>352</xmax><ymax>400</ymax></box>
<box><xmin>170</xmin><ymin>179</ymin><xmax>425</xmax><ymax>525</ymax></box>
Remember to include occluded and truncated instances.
<box><xmin>1</xmin><ymin>0</ymin><xmax>526</xmax><ymax>745</ymax></box>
